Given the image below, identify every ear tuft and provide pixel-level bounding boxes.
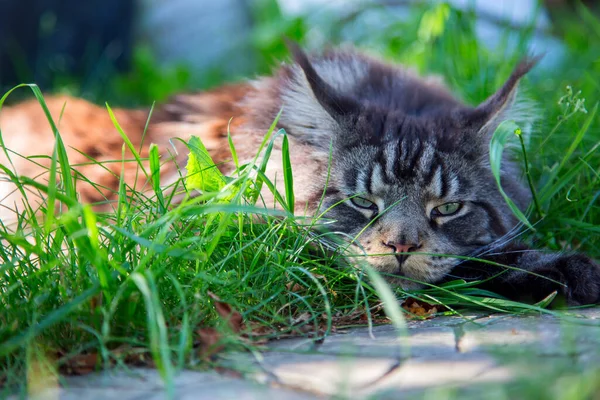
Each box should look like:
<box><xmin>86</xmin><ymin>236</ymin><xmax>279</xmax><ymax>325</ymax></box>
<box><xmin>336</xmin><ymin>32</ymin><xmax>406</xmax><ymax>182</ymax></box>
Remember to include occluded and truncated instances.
<box><xmin>285</xmin><ymin>40</ymin><xmax>359</xmax><ymax>122</ymax></box>
<box><xmin>465</xmin><ymin>54</ymin><xmax>542</xmax><ymax>133</ymax></box>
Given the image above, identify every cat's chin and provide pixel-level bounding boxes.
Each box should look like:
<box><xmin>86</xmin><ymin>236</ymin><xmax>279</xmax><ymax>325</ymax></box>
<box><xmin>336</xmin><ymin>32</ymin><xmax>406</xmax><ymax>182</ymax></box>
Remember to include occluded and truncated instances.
<box><xmin>356</xmin><ymin>253</ymin><xmax>445</xmax><ymax>291</ymax></box>
<box><xmin>366</xmin><ymin>261</ymin><xmax>433</xmax><ymax>291</ymax></box>
<box><xmin>383</xmin><ymin>276</ymin><xmax>426</xmax><ymax>291</ymax></box>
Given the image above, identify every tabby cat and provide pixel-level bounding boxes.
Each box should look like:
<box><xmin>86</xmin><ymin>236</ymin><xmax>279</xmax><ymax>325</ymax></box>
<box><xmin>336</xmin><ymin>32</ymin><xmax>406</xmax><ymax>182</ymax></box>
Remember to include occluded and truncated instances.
<box><xmin>1</xmin><ymin>43</ymin><xmax>599</xmax><ymax>305</ymax></box>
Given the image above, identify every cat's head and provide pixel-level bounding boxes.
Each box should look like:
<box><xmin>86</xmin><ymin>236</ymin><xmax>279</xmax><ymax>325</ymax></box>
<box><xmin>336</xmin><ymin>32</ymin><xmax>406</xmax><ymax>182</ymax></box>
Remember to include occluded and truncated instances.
<box><xmin>279</xmin><ymin>43</ymin><xmax>538</xmax><ymax>288</ymax></box>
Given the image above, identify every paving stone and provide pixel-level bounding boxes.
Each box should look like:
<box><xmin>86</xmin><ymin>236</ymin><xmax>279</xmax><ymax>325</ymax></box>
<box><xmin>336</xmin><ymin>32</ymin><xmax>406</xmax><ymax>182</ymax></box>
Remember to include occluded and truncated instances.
<box><xmin>250</xmin><ymin>310</ymin><xmax>600</xmax><ymax>397</ymax></box>
<box><xmin>219</xmin><ymin>316</ymin><xmax>503</xmax><ymax>397</ymax></box>
<box><xmin>267</xmin><ymin>315</ymin><xmax>481</xmax><ymax>360</ymax></box>
<box><xmin>361</xmin><ymin>355</ymin><xmax>514</xmax><ymax>398</ymax></box>
<box><xmin>458</xmin><ymin>314</ymin><xmax>600</xmax><ymax>359</ymax></box>
<box><xmin>269</xmin><ymin>325</ymin><xmax>457</xmax><ymax>359</ymax></box>
<box><xmin>221</xmin><ymin>351</ymin><xmax>401</xmax><ymax>397</ymax></box>
<box><xmin>27</xmin><ymin>368</ymin><xmax>317</xmax><ymax>400</ymax></box>
<box><xmin>566</xmin><ymin>307</ymin><xmax>600</xmax><ymax>319</ymax></box>
<box><xmin>18</xmin><ymin>307</ymin><xmax>600</xmax><ymax>399</ymax></box>
<box><xmin>222</xmin><ymin>349</ymin><xmax>512</xmax><ymax>399</ymax></box>
<box><xmin>261</xmin><ymin>354</ymin><xmax>399</xmax><ymax>397</ymax></box>
<box><xmin>405</xmin><ymin>313</ymin><xmax>489</xmax><ymax>328</ymax></box>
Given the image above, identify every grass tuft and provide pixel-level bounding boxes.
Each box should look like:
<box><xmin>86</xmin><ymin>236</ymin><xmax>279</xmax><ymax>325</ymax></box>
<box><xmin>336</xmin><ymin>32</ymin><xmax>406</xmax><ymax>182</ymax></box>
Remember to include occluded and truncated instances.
<box><xmin>1</xmin><ymin>3</ymin><xmax>600</xmax><ymax>398</ymax></box>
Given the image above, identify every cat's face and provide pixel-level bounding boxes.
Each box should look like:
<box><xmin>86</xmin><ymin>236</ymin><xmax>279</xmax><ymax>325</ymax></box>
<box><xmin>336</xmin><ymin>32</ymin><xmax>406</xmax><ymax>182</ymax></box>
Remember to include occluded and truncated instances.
<box><xmin>282</xmin><ymin>43</ymin><xmax>537</xmax><ymax>288</ymax></box>
<box><xmin>319</xmin><ymin>116</ymin><xmax>511</xmax><ymax>288</ymax></box>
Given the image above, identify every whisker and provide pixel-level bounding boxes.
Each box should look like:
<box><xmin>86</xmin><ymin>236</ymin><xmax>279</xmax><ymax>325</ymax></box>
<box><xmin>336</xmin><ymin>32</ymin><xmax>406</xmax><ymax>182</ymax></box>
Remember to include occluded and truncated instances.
<box><xmin>463</xmin><ymin>219</ymin><xmax>543</xmax><ymax>263</ymax></box>
<box><xmin>481</xmin><ymin>249</ymin><xmax>546</xmax><ymax>257</ymax></box>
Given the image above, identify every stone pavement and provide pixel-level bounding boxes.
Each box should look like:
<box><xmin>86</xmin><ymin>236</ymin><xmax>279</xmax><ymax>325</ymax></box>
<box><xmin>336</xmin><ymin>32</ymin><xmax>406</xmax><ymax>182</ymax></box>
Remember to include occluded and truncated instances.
<box><xmin>29</xmin><ymin>308</ymin><xmax>600</xmax><ymax>399</ymax></box>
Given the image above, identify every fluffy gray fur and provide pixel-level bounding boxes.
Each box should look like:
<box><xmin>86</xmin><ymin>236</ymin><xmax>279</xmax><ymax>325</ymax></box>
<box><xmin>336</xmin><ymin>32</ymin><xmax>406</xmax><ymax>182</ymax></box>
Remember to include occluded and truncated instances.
<box><xmin>265</xmin><ymin>45</ymin><xmax>531</xmax><ymax>286</ymax></box>
<box><xmin>246</xmin><ymin>44</ymin><xmax>600</xmax><ymax>304</ymax></box>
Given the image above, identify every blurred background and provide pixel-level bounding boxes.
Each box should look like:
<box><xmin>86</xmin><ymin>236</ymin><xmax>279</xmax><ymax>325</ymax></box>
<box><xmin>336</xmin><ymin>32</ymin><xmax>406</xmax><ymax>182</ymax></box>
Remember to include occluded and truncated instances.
<box><xmin>0</xmin><ymin>0</ymin><xmax>598</xmax><ymax>106</ymax></box>
<box><xmin>0</xmin><ymin>0</ymin><xmax>598</xmax><ymax>257</ymax></box>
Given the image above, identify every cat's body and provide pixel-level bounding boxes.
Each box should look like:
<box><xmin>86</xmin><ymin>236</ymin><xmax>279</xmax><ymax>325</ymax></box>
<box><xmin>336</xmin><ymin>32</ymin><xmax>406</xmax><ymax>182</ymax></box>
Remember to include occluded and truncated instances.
<box><xmin>1</xmin><ymin>45</ymin><xmax>599</xmax><ymax>305</ymax></box>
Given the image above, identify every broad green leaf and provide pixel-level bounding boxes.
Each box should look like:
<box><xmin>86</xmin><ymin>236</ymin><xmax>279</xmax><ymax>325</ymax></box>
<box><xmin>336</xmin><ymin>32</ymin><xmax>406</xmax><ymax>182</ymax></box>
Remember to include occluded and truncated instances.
<box><xmin>185</xmin><ymin>136</ymin><xmax>227</xmax><ymax>192</ymax></box>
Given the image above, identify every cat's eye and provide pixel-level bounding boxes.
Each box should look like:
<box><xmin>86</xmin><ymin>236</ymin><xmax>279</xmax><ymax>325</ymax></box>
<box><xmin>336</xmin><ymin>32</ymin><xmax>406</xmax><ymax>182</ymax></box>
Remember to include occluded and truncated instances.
<box><xmin>431</xmin><ymin>202</ymin><xmax>462</xmax><ymax>218</ymax></box>
<box><xmin>350</xmin><ymin>196</ymin><xmax>377</xmax><ymax>210</ymax></box>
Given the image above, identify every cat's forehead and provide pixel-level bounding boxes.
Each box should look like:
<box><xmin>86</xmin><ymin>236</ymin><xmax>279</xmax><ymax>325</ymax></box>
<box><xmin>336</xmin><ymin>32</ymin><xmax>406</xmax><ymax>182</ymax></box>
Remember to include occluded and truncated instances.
<box><xmin>340</xmin><ymin>134</ymin><xmax>469</xmax><ymax>201</ymax></box>
<box><xmin>353</xmin><ymin>108</ymin><xmax>450</xmax><ymax>143</ymax></box>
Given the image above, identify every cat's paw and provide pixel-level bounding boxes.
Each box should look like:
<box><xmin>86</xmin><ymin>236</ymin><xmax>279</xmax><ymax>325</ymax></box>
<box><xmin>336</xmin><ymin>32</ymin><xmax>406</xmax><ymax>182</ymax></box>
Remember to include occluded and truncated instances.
<box><xmin>555</xmin><ymin>254</ymin><xmax>600</xmax><ymax>306</ymax></box>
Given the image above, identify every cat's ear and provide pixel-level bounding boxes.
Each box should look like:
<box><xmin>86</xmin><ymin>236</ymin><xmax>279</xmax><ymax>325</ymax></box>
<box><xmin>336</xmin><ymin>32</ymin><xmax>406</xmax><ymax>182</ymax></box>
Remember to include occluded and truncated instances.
<box><xmin>462</xmin><ymin>55</ymin><xmax>541</xmax><ymax>135</ymax></box>
<box><xmin>286</xmin><ymin>40</ymin><xmax>360</xmax><ymax>124</ymax></box>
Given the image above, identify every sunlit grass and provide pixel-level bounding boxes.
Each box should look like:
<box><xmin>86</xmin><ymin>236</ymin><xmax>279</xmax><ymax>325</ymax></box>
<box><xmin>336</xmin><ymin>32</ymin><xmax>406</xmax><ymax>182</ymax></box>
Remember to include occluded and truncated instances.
<box><xmin>1</xmin><ymin>2</ymin><xmax>600</xmax><ymax>399</ymax></box>
<box><xmin>0</xmin><ymin>84</ymin><xmax>408</xmax><ymax>394</ymax></box>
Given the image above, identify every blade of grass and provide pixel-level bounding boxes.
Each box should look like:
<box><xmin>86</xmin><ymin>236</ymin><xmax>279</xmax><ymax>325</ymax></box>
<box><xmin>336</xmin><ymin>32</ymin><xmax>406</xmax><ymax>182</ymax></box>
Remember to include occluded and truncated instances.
<box><xmin>281</xmin><ymin>131</ymin><xmax>295</xmax><ymax>214</ymax></box>
<box><xmin>489</xmin><ymin>120</ymin><xmax>534</xmax><ymax>230</ymax></box>
<box><xmin>130</xmin><ymin>272</ymin><xmax>175</xmax><ymax>396</ymax></box>
<box><xmin>556</xmin><ymin>102</ymin><xmax>598</xmax><ymax>174</ymax></box>
<box><xmin>106</xmin><ymin>103</ymin><xmax>149</xmax><ymax>178</ymax></box>
<box><xmin>364</xmin><ymin>264</ymin><xmax>409</xmax><ymax>358</ymax></box>
<box><xmin>149</xmin><ymin>143</ymin><xmax>165</xmax><ymax>212</ymax></box>
<box><xmin>227</xmin><ymin>118</ymin><xmax>240</xmax><ymax>172</ymax></box>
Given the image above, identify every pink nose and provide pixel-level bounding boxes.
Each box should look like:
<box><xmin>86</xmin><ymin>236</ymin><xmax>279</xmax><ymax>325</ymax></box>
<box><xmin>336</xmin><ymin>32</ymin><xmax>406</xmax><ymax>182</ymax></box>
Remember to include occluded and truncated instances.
<box><xmin>384</xmin><ymin>242</ymin><xmax>418</xmax><ymax>253</ymax></box>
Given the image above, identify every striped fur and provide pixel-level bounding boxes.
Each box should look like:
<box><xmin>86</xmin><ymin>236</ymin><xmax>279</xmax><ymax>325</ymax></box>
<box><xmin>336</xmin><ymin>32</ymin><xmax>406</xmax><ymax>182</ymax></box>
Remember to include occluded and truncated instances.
<box><xmin>1</xmin><ymin>45</ymin><xmax>598</xmax><ymax>305</ymax></box>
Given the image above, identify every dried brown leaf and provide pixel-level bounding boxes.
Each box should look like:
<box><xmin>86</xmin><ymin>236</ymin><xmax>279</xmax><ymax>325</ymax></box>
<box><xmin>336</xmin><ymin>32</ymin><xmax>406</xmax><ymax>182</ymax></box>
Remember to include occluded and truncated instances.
<box><xmin>89</xmin><ymin>293</ymin><xmax>102</xmax><ymax>313</ymax></box>
<box><xmin>244</xmin><ymin>321</ymin><xmax>276</xmax><ymax>341</ymax></box>
<box><xmin>207</xmin><ymin>291</ymin><xmax>243</xmax><ymax>332</ymax></box>
<box><xmin>196</xmin><ymin>327</ymin><xmax>225</xmax><ymax>359</ymax></box>
<box><xmin>114</xmin><ymin>347</ymin><xmax>154</xmax><ymax>367</ymax></box>
<box><xmin>285</xmin><ymin>281</ymin><xmax>304</xmax><ymax>292</ymax></box>
<box><xmin>59</xmin><ymin>353</ymin><xmax>98</xmax><ymax>376</ymax></box>
<box><xmin>401</xmin><ymin>298</ymin><xmax>447</xmax><ymax>319</ymax></box>
<box><xmin>291</xmin><ymin>312</ymin><xmax>312</xmax><ymax>326</ymax></box>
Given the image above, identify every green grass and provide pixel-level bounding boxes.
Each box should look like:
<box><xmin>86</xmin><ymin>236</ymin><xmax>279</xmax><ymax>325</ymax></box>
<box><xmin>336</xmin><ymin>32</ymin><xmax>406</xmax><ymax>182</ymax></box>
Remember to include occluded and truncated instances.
<box><xmin>1</xmin><ymin>2</ymin><xmax>600</xmax><ymax>399</ymax></box>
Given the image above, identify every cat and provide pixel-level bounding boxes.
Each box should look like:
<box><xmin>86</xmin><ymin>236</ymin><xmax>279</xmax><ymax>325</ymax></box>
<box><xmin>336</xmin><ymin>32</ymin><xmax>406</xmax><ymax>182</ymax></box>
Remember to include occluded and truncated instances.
<box><xmin>1</xmin><ymin>42</ymin><xmax>599</xmax><ymax>306</ymax></box>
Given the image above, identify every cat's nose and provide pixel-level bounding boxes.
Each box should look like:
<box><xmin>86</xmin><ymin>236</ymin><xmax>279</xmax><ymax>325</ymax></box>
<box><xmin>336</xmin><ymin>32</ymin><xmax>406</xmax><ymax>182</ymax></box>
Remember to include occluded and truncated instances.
<box><xmin>383</xmin><ymin>241</ymin><xmax>420</xmax><ymax>266</ymax></box>
<box><xmin>383</xmin><ymin>241</ymin><xmax>419</xmax><ymax>254</ymax></box>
